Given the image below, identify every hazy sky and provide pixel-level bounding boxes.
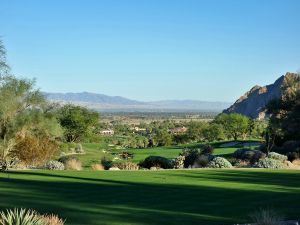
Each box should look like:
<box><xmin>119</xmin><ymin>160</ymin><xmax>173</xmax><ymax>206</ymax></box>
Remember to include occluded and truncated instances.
<box><xmin>1</xmin><ymin>0</ymin><xmax>299</xmax><ymax>102</ymax></box>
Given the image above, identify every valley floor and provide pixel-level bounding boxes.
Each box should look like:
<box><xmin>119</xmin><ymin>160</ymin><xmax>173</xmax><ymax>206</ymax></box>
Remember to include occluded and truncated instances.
<box><xmin>0</xmin><ymin>169</ymin><xmax>300</xmax><ymax>225</ymax></box>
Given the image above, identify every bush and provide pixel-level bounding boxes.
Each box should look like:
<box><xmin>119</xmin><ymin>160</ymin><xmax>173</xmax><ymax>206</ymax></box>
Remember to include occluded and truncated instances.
<box><xmin>287</xmin><ymin>152</ymin><xmax>300</xmax><ymax>162</ymax></box>
<box><xmin>207</xmin><ymin>157</ymin><xmax>232</xmax><ymax>168</ymax></box>
<box><xmin>280</xmin><ymin>140</ymin><xmax>300</xmax><ymax>154</ymax></box>
<box><xmin>141</xmin><ymin>156</ymin><xmax>173</xmax><ymax>169</ymax></box>
<box><xmin>74</xmin><ymin>144</ymin><xmax>85</xmax><ymax>154</ymax></box>
<box><xmin>101</xmin><ymin>157</ymin><xmax>113</xmax><ymax>170</ymax></box>
<box><xmin>256</xmin><ymin>158</ymin><xmax>286</xmax><ymax>169</ymax></box>
<box><xmin>11</xmin><ymin>135</ymin><xmax>59</xmax><ymax>167</ymax></box>
<box><xmin>114</xmin><ymin>162</ymin><xmax>139</xmax><ymax>170</ymax></box>
<box><xmin>267</xmin><ymin>152</ymin><xmax>287</xmax><ymax>162</ymax></box>
<box><xmin>0</xmin><ymin>208</ymin><xmax>43</xmax><ymax>225</ymax></box>
<box><xmin>41</xmin><ymin>214</ymin><xmax>65</xmax><ymax>225</ymax></box>
<box><xmin>44</xmin><ymin>161</ymin><xmax>65</xmax><ymax>170</ymax></box>
<box><xmin>181</xmin><ymin>149</ymin><xmax>202</xmax><ymax>168</ymax></box>
<box><xmin>60</xmin><ymin>142</ymin><xmax>77</xmax><ymax>154</ymax></box>
<box><xmin>232</xmin><ymin>159</ymin><xmax>251</xmax><ymax>168</ymax></box>
<box><xmin>58</xmin><ymin>155</ymin><xmax>79</xmax><ymax>164</ymax></box>
<box><xmin>118</xmin><ymin>152</ymin><xmax>134</xmax><ymax>160</ymax></box>
<box><xmin>193</xmin><ymin>154</ymin><xmax>215</xmax><ymax>168</ymax></box>
<box><xmin>233</xmin><ymin>148</ymin><xmax>265</xmax><ymax>163</ymax></box>
<box><xmin>174</xmin><ymin>155</ymin><xmax>185</xmax><ymax>169</ymax></box>
<box><xmin>64</xmin><ymin>159</ymin><xmax>82</xmax><ymax>171</ymax></box>
<box><xmin>91</xmin><ymin>164</ymin><xmax>104</xmax><ymax>171</ymax></box>
<box><xmin>201</xmin><ymin>144</ymin><xmax>214</xmax><ymax>154</ymax></box>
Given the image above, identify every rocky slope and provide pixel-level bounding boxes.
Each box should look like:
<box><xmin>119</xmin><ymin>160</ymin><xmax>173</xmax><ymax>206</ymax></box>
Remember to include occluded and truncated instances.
<box><xmin>223</xmin><ymin>72</ymin><xmax>299</xmax><ymax>119</ymax></box>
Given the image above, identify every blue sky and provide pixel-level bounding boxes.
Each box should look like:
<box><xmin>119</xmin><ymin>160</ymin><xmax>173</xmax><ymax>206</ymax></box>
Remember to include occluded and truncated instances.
<box><xmin>1</xmin><ymin>0</ymin><xmax>299</xmax><ymax>102</ymax></box>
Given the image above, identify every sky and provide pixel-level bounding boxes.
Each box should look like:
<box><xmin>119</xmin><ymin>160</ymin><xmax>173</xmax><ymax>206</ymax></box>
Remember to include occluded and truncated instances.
<box><xmin>0</xmin><ymin>0</ymin><xmax>300</xmax><ymax>102</ymax></box>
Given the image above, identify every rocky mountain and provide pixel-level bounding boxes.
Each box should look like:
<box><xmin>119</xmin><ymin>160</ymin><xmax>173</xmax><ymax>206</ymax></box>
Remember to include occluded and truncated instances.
<box><xmin>223</xmin><ymin>72</ymin><xmax>299</xmax><ymax>119</ymax></box>
<box><xmin>44</xmin><ymin>92</ymin><xmax>231</xmax><ymax>112</ymax></box>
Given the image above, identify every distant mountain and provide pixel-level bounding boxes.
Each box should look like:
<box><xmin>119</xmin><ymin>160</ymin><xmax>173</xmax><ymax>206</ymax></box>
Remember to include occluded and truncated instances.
<box><xmin>44</xmin><ymin>92</ymin><xmax>144</xmax><ymax>105</ymax></box>
<box><xmin>223</xmin><ymin>72</ymin><xmax>299</xmax><ymax>119</ymax></box>
<box><xmin>44</xmin><ymin>92</ymin><xmax>231</xmax><ymax>112</ymax></box>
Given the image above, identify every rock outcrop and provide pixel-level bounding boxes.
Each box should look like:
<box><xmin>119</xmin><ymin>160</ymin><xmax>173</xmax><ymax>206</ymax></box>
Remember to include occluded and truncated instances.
<box><xmin>223</xmin><ymin>72</ymin><xmax>299</xmax><ymax>119</ymax></box>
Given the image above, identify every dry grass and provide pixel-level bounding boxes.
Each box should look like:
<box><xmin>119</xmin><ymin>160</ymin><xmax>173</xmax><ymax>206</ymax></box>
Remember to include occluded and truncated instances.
<box><xmin>64</xmin><ymin>159</ymin><xmax>82</xmax><ymax>171</ymax></box>
<box><xmin>250</xmin><ymin>209</ymin><xmax>284</xmax><ymax>225</ymax></box>
<box><xmin>41</xmin><ymin>214</ymin><xmax>65</xmax><ymax>225</ymax></box>
<box><xmin>115</xmin><ymin>162</ymin><xmax>139</xmax><ymax>170</ymax></box>
<box><xmin>91</xmin><ymin>164</ymin><xmax>105</xmax><ymax>171</ymax></box>
<box><xmin>292</xmin><ymin>159</ymin><xmax>300</xmax><ymax>166</ymax></box>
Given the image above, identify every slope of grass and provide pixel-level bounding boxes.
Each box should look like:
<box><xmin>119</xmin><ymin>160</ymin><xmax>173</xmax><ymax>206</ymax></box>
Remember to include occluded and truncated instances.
<box><xmin>0</xmin><ymin>169</ymin><xmax>299</xmax><ymax>225</ymax></box>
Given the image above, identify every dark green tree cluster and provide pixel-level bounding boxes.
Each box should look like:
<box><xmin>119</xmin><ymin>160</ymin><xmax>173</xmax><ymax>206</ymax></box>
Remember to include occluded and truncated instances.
<box><xmin>57</xmin><ymin>104</ymin><xmax>100</xmax><ymax>143</ymax></box>
<box><xmin>266</xmin><ymin>73</ymin><xmax>300</xmax><ymax>148</ymax></box>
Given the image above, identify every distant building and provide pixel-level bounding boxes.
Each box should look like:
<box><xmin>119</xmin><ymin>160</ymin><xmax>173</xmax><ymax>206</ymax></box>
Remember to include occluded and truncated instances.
<box><xmin>131</xmin><ymin>127</ymin><xmax>147</xmax><ymax>133</ymax></box>
<box><xmin>170</xmin><ymin>127</ymin><xmax>188</xmax><ymax>135</ymax></box>
<box><xmin>100</xmin><ymin>129</ymin><xmax>114</xmax><ymax>136</ymax></box>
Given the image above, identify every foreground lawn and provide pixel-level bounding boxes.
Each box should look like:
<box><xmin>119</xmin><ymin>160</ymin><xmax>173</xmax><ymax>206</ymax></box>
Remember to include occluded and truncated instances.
<box><xmin>0</xmin><ymin>169</ymin><xmax>300</xmax><ymax>225</ymax></box>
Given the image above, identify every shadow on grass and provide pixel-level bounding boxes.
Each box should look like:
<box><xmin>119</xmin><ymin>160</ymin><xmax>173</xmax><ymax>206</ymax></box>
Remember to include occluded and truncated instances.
<box><xmin>0</xmin><ymin>170</ymin><xmax>299</xmax><ymax>225</ymax></box>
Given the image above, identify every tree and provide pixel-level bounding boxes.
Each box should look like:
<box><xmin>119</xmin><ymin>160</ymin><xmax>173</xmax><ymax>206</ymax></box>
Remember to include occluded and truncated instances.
<box><xmin>0</xmin><ymin>76</ymin><xmax>62</xmax><ymax>169</ymax></box>
<box><xmin>266</xmin><ymin>73</ymin><xmax>300</xmax><ymax>145</ymax></box>
<box><xmin>0</xmin><ymin>41</ymin><xmax>62</xmax><ymax>170</ymax></box>
<box><xmin>57</xmin><ymin>104</ymin><xmax>100</xmax><ymax>142</ymax></box>
<box><xmin>186</xmin><ymin>121</ymin><xmax>208</xmax><ymax>142</ymax></box>
<box><xmin>0</xmin><ymin>40</ymin><xmax>10</xmax><ymax>76</ymax></box>
<box><xmin>153</xmin><ymin>130</ymin><xmax>173</xmax><ymax>146</ymax></box>
<box><xmin>202</xmin><ymin>123</ymin><xmax>225</xmax><ymax>142</ymax></box>
<box><xmin>214</xmin><ymin>113</ymin><xmax>250</xmax><ymax>140</ymax></box>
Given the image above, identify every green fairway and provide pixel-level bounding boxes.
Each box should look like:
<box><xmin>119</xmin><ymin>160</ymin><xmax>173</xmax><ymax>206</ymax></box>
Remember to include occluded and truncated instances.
<box><xmin>77</xmin><ymin>142</ymin><xmax>241</xmax><ymax>169</ymax></box>
<box><xmin>1</xmin><ymin>169</ymin><xmax>299</xmax><ymax>225</ymax></box>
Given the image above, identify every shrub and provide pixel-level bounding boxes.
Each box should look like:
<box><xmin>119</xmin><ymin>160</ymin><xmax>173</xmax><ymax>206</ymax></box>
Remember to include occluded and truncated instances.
<box><xmin>193</xmin><ymin>154</ymin><xmax>215</xmax><ymax>168</ymax></box>
<box><xmin>101</xmin><ymin>157</ymin><xmax>113</xmax><ymax>170</ymax></box>
<box><xmin>0</xmin><ymin>208</ymin><xmax>64</xmax><ymax>225</ymax></box>
<box><xmin>0</xmin><ymin>208</ymin><xmax>43</xmax><ymax>225</ymax></box>
<box><xmin>280</xmin><ymin>140</ymin><xmax>300</xmax><ymax>154</ymax></box>
<box><xmin>118</xmin><ymin>152</ymin><xmax>134</xmax><ymax>160</ymax></box>
<box><xmin>141</xmin><ymin>156</ymin><xmax>173</xmax><ymax>169</ymax></box>
<box><xmin>58</xmin><ymin>155</ymin><xmax>78</xmax><ymax>164</ymax></box>
<box><xmin>267</xmin><ymin>152</ymin><xmax>287</xmax><ymax>162</ymax></box>
<box><xmin>174</xmin><ymin>155</ymin><xmax>185</xmax><ymax>169</ymax></box>
<box><xmin>11</xmin><ymin>135</ymin><xmax>59</xmax><ymax>167</ymax></box>
<box><xmin>91</xmin><ymin>164</ymin><xmax>104</xmax><ymax>171</ymax></box>
<box><xmin>233</xmin><ymin>148</ymin><xmax>265</xmax><ymax>163</ymax></box>
<box><xmin>232</xmin><ymin>159</ymin><xmax>251</xmax><ymax>168</ymax></box>
<box><xmin>287</xmin><ymin>152</ymin><xmax>300</xmax><ymax>162</ymax></box>
<box><xmin>256</xmin><ymin>158</ymin><xmax>286</xmax><ymax>169</ymax></box>
<box><xmin>60</xmin><ymin>142</ymin><xmax>77</xmax><ymax>154</ymax></box>
<box><xmin>64</xmin><ymin>159</ymin><xmax>82</xmax><ymax>171</ymax></box>
<box><xmin>74</xmin><ymin>144</ymin><xmax>84</xmax><ymax>154</ymax></box>
<box><xmin>250</xmin><ymin>208</ymin><xmax>283</xmax><ymax>225</ymax></box>
<box><xmin>40</xmin><ymin>214</ymin><xmax>65</xmax><ymax>225</ymax></box>
<box><xmin>181</xmin><ymin>149</ymin><xmax>202</xmax><ymax>168</ymax></box>
<box><xmin>114</xmin><ymin>162</ymin><xmax>139</xmax><ymax>170</ymax></box>
<box><xmin>44</xmin><ymin>161</ymin><xmax>65</xmax><ymax>170</ymax></box>
<box><xmin>207</xmin><ymin>157</ymin><xmax>232</xmax><ymax>168</ymax></box>
<box><xmin>201</xmin><ymin>144</ymin><xmax>214</xmax><ymax>154</ymax></box>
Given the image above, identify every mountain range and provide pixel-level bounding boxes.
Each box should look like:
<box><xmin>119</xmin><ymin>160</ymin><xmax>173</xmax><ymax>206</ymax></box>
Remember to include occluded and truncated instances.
<box><xmin>44</xmin><ymin>92</ymin><xmax>231</xmax><ymax>112</ymax></box>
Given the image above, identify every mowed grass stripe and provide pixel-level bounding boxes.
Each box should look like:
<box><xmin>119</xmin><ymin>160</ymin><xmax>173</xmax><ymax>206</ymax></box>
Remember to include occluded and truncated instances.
<box><xmin>0</xmin><ymin>169</ymin><xmax>299</xmax><ymax>225</ymax></box>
